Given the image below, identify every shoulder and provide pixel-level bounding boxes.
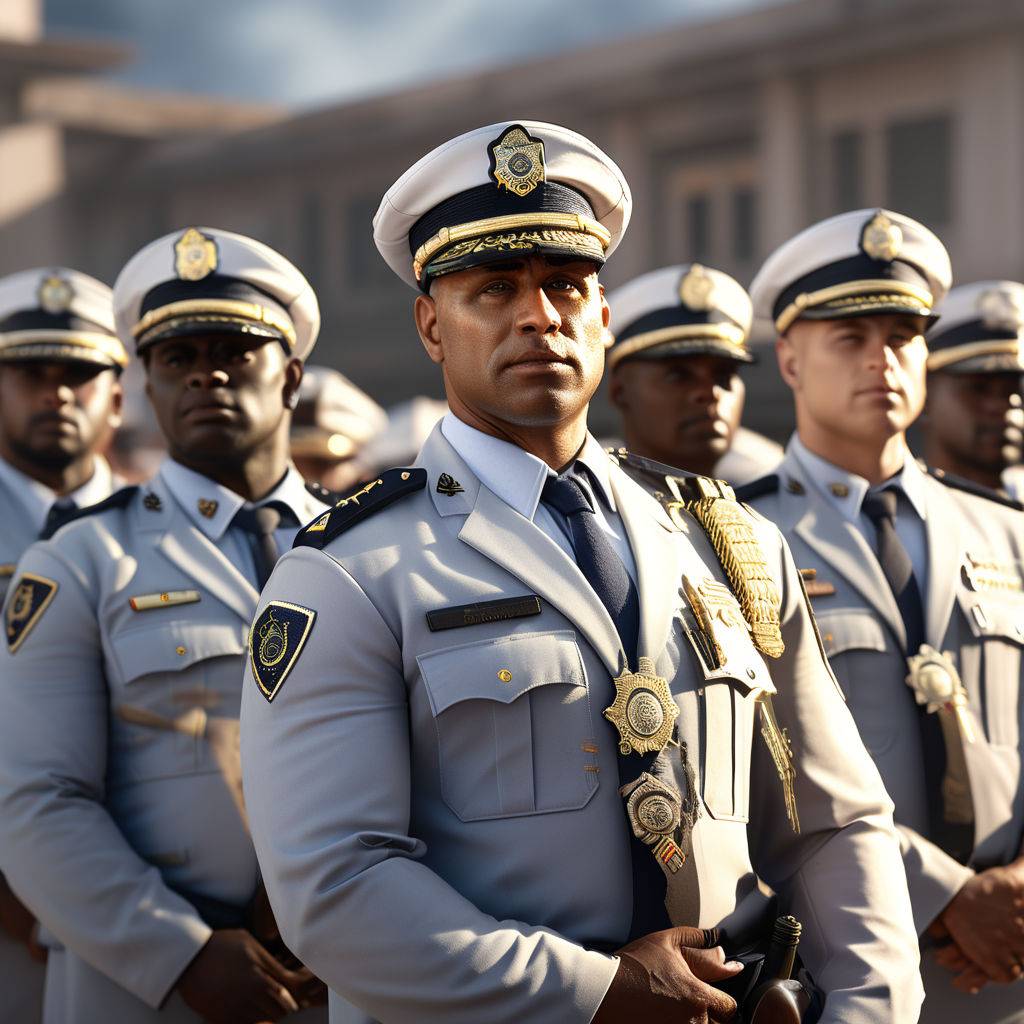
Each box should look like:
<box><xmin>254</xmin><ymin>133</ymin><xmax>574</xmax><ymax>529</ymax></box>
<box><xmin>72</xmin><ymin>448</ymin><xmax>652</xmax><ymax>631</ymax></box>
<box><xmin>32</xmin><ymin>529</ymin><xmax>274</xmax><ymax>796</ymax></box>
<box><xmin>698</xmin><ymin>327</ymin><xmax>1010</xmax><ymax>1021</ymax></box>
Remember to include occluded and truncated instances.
<box><xmin>293</xmin><ymin>468</ymin><xmax>427</xmax><ymax>550</ymax></box>
<box><xmin>924</xmin><ymin>464</ymin><xmax>1024</xmax><ymax>512</ymax></box>
<box><xmin>734</xmin><ymin>473</ymin><xmax>781</xmax><ymax>503</ymax></box>
<box><xmin>303</xmin><ymin>479</ymin><xmax>341</xmax><ymax>506</ymax></box>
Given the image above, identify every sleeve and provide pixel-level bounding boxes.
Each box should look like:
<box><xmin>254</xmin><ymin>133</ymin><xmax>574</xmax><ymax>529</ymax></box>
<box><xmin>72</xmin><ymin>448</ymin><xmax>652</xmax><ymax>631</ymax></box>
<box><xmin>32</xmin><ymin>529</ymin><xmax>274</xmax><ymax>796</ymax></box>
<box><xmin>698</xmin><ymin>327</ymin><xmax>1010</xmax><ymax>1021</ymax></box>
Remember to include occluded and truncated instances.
<box><xmin>748</xmin><ymin>527</ymin><xmax>925</xmax><ymax>1024</ymax></box>
<box><xmin>240</xmin><ymin>547</ymin><xmax>618</xmax><ymax>1024</ymax></box>
<box><xmin>896</xmin><ymin>825</ymin><xmax>974</xmax><ymax>933</ymax></box>
<box><xmin>0</xmin><ymin>541</ymin><xmax>211</xmax><ymax>1009</ymax></box>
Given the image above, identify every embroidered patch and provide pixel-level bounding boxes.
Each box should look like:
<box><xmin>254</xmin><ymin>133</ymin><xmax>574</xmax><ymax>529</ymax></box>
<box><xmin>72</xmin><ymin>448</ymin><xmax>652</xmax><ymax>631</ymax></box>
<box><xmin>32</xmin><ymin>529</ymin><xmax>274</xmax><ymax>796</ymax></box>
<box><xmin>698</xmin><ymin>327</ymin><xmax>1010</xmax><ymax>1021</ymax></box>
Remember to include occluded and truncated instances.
<box><xmin>5</xmin><ymin>573</ymin><xmax>58</xmax><ymax>653</ymax></box>
<box><xmin>249</xmin><ymin>601</ymin><xmax>316</xmax><ymax>702</ymax></box>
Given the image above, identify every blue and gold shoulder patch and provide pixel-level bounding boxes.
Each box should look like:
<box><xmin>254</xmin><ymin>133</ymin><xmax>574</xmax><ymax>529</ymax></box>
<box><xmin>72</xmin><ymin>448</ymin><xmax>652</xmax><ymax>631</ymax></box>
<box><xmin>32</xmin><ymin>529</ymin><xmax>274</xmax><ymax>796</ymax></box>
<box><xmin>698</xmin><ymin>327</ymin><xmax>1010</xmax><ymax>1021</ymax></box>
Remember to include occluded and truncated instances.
<box><xmin>249</xmin><ymin>601</ymin><xmax>317</xmax><ymax>702</ymax></box>
<box><xmin>5</xmin><ymin>573</ymin><xmax>58</xmax><ymax>653</ymax></box>
<box><xmin>294</xmin><ymin>468</ymin><xmax>426</xmax><ymax>550</ymax></box>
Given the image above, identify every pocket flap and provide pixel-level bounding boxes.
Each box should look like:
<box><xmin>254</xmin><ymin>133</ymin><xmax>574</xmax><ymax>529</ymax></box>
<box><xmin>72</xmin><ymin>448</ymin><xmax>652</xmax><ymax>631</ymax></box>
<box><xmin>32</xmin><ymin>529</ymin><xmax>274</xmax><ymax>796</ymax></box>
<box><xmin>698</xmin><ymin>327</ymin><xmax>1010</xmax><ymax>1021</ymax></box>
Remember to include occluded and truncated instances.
<box><xmin>814</xmin><ymin>609</ymin><xmax>889</xmax><ymax>657</ymax></box>
<box><xmin>417</xmin><ymin>629</ymin><xmax>585</xmax><ymax>716</ymax></box>
<box><xmin>114</xmin><ymin>622</ymin><xmax>246</xmax><ymax>682</ymax></box>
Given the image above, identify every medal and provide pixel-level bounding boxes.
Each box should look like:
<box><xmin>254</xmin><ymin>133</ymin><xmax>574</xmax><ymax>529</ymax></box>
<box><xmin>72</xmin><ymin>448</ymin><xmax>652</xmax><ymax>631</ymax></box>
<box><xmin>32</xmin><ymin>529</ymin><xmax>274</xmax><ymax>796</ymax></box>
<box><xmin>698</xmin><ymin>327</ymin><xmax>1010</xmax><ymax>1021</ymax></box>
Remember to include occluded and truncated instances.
<box><xmin>906</xmin><ymin>645</ymin><xmax>975</xmax><ymax>743</ymax></box>
<box><xmin>621</xmin><ymin>773</ymin><xmax>686</xmax><ymax>873</ymax></box>
<box><xmin>604</xmin><ymin>656</ymin><xmax>678</xmax><ymax>757</ymax></box>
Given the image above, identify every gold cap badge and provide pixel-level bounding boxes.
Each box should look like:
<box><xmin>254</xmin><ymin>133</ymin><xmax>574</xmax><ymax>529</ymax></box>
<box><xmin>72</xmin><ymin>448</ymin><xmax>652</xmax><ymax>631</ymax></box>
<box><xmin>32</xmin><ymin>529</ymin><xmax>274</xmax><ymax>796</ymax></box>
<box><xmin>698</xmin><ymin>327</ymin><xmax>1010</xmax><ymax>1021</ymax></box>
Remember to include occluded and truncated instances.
<box><xmin>679</xmin><ymin>264</ymin><xmax>715</xmax><ymax>312</ymax></box>
<box><xmin>37</xmin><ymin>274</ymin><xmax>74</xmax><ymax>315</ymax></box>
<box><xmin>175</xmin><ymin>227</ymin><xmax>219</xmax><ymax>282</ymax></box>
<box><xmin>861</xmin><ymin>211</ymin><xmax>903</xmax><ymax>262</ymax></box>
<box><xmin>488</xmin><ymin>125</ymin><xmax>546</xmax><ymax>198</ymax></box>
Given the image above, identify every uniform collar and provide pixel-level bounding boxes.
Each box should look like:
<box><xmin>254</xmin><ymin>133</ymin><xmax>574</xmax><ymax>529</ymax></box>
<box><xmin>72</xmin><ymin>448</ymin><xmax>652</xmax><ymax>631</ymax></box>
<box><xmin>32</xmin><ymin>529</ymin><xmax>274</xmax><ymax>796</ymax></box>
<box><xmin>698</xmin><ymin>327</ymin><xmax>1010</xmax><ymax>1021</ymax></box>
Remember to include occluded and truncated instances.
<box><xmin>440</xmin><ymin>412</ymin><xmax>616</xmax><ymax>521</ymax></box>
<box><xmin>788</xmin><ymin>432</ymin><xmax>928</xmax><ymax>522</ymax></box>
<box><xmin>0</xmin><ymin>455</ymin><xmax>114</xmax><ymax>534</ymax></box>
<box><xmin>158</xmin><ymin>458</ymin><xmax>312</xmax><ymax>541</ymax></box>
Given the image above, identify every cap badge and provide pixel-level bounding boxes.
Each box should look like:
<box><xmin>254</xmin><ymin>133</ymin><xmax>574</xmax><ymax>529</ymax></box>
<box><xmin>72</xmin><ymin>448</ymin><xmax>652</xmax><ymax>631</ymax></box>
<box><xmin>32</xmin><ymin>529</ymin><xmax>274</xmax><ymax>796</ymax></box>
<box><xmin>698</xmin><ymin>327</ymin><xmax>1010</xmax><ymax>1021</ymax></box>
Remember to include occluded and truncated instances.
<box><xmin>679</xmin><ymin>264</ymin><xmax>715</xmax><ymax>312</ymax></box>
<box><xmin>978</xmin><ymin>287</ymin><xmax>1024</xmax><ymax>333</ymax></box>
<box><xmin>174</xmin><ymin>227</ymin><xmax>218</xmax><ymax>282</ymax></box>
<box><xmin>861</xmin><ymin>211</ymin><xmax>903</xmax><ymax>262</ymax></box>
<box><xmin>488</xmin><ymin>125</ymin><xmax>546</xmax><ymax>198</ymax></box>
<box><xmin>37</xmin><ymin>274</ymin><xmax>74</xmax><ymax>315</ymax></box>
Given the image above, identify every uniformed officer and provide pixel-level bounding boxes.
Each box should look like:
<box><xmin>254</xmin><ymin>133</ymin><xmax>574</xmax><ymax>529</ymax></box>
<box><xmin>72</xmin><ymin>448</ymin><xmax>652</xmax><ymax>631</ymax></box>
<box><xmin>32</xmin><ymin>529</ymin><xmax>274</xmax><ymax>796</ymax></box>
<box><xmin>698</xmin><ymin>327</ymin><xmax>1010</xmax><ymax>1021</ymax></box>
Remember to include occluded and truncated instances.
<box><xmin>290</xmin><ymin>365</ymin><xmax>387</xmax><ymax>492</ymax></box>
<box><xmin>0</xmin><ymin>228</ymin><xmax>330</xmax><ymax>1023</ymax></box>
<box><xmin>239</xmin><ymin>121</ymin><xmax>921</xmax><ymax>1023</ymax></box>
<box><xmin>606</xmin><ymin>264</ymin><xmax>758</xmax><ymax>480</ymax></box>
<box><xmin>743</xmin><ymin>209</ymin><xmax>1024</xmax><ymax>1023</ymax></box>
<box><xmin>0</xmin><ymin>266</ymin><xmax>126</xmax><ymax>1023</ymax></box>
<box><xmin>921</xmin><ymin>281</ymin><xmax>1024</xmax><ymax>498</ymax></box>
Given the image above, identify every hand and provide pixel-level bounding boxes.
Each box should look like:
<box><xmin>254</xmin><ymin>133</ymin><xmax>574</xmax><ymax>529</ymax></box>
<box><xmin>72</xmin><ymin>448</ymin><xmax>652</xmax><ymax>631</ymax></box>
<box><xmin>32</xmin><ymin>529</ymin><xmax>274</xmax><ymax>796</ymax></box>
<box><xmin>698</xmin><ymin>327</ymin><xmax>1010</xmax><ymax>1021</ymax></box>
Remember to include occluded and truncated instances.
<box><xmin>928</xmin><ymin>919</ymin><xmax>989</xmax><ymax>994</ymax></box>
<box><xmin>0</xmin><ymin>875</ymin><xmax>46</xmax><ymax>964</ymax></box>
<box><xmin>939</xmin><ymin>861</ymin><xmax>1024</xmax><ymax>985</ymax></box>
<box><xmin>593</xmin><ymin>925</ymin><xmax>742</xmax><ymax>1023</ymax></box>
<box><xmin>176</xmin><ymin>929</ymin><xmax>320</xmax><ymax>1023</ymax></box>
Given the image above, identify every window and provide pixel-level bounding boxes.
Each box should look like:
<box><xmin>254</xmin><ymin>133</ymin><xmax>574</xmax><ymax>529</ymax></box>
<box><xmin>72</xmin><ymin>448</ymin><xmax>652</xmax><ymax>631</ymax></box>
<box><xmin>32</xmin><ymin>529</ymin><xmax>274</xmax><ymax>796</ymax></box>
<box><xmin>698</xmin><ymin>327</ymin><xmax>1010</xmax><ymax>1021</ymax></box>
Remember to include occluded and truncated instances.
<box><xmin>687</xmin><ymin>194</ymin><xmax>711</xmax><ymax>262</ymax></box>
<box><xmin>731</xmin><ymin>187</ymin><xmax>757</xmax><ymax>262</ymax></box>
<box><xmin>832</xmin><ymin>130</ymin><xmax>863</xmax><ymax>211</ymax></box>
<box><xmin>886</xmin><ymin>115</ymin><xmax>952</xmax><ymax>226</ymax></box>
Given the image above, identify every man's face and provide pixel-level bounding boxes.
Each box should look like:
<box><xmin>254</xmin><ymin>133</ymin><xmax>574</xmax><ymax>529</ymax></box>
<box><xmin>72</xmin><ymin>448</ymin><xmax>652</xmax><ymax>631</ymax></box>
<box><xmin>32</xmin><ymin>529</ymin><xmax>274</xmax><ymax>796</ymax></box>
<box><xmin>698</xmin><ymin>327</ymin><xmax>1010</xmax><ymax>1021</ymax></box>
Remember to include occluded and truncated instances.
<box><xmin>610</xmin><ymin>353</ymin><xmax>744</xmax><ymax>469</ymax></box>
<box><xmin>144</xmin><ymin>333</ymin><xmax>299</xmax><ymax>464</ymax></box>
<box><xmin>0</xmin><ymin>360</ymin><xmax>122</xmax><ymax>470</ymax></box>
<box><xmin>925</xmin><ymin>370</ymin><xmax>1024</xmax><ymax>474</ymax></box>
<box><xmin>415</xmin><ymin>255</ymin><xmax>609</xmax><ymax>431</ymax></box>
<box><xmin>778</xmin><ymin>313</ymin><xmax>929</xmax><ymax>445</ymax></box>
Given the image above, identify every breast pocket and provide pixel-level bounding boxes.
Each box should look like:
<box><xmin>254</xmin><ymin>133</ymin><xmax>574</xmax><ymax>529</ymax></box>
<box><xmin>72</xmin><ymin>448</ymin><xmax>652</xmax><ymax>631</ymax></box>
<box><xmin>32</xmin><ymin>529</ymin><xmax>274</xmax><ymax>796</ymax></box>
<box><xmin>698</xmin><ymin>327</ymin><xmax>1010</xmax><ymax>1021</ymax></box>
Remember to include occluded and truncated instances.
<box><xmin>957</xmin><ymin>591</ymin><xmax>1024</xmax><ymax>748</ymax></box>
<box><xmin>417</xmin><ymin>630</ymin><xmax>598</xmax><ymax>822</ymax></box>
<box><xmin>113</xmin><ymin>621</ymin><xmax>246</xmax><ymax>684</ymax></box>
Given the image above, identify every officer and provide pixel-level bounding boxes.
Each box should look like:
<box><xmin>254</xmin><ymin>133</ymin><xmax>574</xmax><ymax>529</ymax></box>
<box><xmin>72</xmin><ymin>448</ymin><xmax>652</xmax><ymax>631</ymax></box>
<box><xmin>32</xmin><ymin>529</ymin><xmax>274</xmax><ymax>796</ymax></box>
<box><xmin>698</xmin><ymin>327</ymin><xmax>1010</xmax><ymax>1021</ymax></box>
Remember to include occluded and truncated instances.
<box><xmin>0</xmin><ymin>228</ymin><xmax>330</xmax><ymax>1023</ymax></box>
<box><xmin>0</xmin><ymin>267</ymin><xmax>126</xmax><ymax>1023</ymax></box>
<box><xmin>921</xmin><ymin>281</ymin><xmax>1024</xmax><ymax>497</ymax></box>
<box><xmin>742</xmin><ymin>209</ymin><xmax>1024</xmax><ymax>1023</ymax></box>
<box><xmin>606</xmin><ymin>264</ymin><xmax>756</xmax><ymax>480</ymax></box>
<box><xmin>239</xmin><ymin>121</ymin><xmax>921</xmax><ymax>1023</ymax></box>
<box><xmin>290</xmin><ymin>365</ymin><xmax>387</xmax><ymax>492</ymax></box>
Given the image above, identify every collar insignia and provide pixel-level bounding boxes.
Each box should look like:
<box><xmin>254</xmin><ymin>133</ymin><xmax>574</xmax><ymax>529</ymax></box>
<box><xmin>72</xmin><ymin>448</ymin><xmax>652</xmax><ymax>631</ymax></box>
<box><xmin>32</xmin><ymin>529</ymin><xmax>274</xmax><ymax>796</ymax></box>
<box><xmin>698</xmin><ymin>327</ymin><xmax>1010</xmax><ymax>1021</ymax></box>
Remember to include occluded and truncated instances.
<box><xmin>679</xmin><ymin>264</ymin><xmax>715</xmax><ymax>312</ymax></box>
<box><xmin>175</xmin><ymin>227</ymin><xmax>218</xmax><ymax>281</ymax></box>
<box><xmin>143</xmin><ymin>492</ymin><xmax>162</xmax><ymax>511</ymax></box>
<box><xmin>436</xmin><ymin>473</ymin><xmax>464</xmax><ymax>497</ymax></box>
<box><xmin>37</xmin><ymin>274</ymin><xmax>74</xmax><ymax>315</ymax></box>
<box><xmin>6</xmin><ymin>573</ymin><xmax>58</xmax><ymax>653</ymax></box>
<box><xmin>488</xmin><ymin>124</ymin><xmax>546</xmax><ymax>197</ymax></box>
<box><xmin>860</xmin><ymin>211</ymin><xmax>902</xmax><ymax>262</ymax></box>
<box><xmin>197</xmin><ymin>498</ymin><xmax>218</xmax><ymax>519</ymax></box>
<box><xmin>249</xmin><ymin>601</ymin><xmax>317</xmax><ymax>702</ymax></box>
<box><xmin>829</xmin><ymin>482</ymin><xmax>850</xmax><ymax>498</ymax></box>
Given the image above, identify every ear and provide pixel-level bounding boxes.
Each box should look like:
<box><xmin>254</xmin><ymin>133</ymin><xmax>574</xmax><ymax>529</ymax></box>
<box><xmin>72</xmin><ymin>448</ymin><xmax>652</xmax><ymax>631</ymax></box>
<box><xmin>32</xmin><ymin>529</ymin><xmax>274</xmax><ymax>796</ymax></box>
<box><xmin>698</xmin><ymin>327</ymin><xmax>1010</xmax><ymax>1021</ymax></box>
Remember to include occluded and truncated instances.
<box><xmin>107</xmin><ymin>378</ymin><xmax>124</xmax><ymax>431</ymax></box>
<box><xmin>775</xmin><ymin>333</ymin><xmax>800</xmax><ymax>390</ymax></box>
<box><xmin>599</xmin><ymin>283</ymin><xmax>612</xmax><ymax>348</ymax></box>
<box><xmin>415</xmin><ymin>294</ymin><xmax>443</xmax><ymax>365</ymax></box>
<box><xmin>282</xmin><ymin>358</ymin><xmax>303</xmax><ymax>409</ymax></box>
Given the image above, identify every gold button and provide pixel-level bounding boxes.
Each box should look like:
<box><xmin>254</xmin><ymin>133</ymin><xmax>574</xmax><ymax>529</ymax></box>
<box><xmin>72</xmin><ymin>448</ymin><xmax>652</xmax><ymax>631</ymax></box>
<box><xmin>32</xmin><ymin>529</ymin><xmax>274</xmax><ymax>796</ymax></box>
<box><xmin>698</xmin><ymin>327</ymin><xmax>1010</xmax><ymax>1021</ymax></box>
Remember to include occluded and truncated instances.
<box><xmin>175</xmin><ymin>645</ymin><xmax>187</xmax><ymax>656</ymax></box>
<box><xmin>160</xmin><ymin>593</ymin><xmax>170</xmax><ymax>603</ymax></box>
<box><xmin>497</xmin><ymin>669</ymin><xmax>513</xmax><ymax>683</ymax></box>
<box><xmin>401</xmin><ymin>472</ymin><xmax>410</xmax><ymax>481</ymax></box>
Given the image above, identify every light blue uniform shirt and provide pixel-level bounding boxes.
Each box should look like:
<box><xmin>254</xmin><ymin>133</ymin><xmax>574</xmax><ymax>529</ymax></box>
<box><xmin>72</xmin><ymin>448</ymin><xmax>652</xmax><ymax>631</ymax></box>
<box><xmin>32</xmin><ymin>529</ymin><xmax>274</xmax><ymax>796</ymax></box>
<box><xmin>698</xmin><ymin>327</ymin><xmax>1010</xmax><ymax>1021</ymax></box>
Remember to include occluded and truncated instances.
<box><xmin>789</xmin><ymin>433</ymin><xmax>930</xmax><ymax>594</ymax></box>
<box><xmin>441</xmin><ymin>413</ymin><xmax>638</xmax><ymax>584</ymax></box>
<box><xmin>0</xmin><ymin>455</ymin><xmax>115</xmax><ymax>534</ymax></box>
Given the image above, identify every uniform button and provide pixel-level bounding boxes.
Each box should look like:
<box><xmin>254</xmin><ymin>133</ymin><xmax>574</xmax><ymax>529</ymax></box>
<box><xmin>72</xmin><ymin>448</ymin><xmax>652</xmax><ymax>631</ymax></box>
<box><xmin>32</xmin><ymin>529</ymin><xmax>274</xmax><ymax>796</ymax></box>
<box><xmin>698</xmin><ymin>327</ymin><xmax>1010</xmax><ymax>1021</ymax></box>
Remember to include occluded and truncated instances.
<box><xmin>176</xmin><ymin>645</ymin><xmax>187</xmax><ymax>656</ymax></box>
<box><xmin>160</xmin><ymin>593</ymin><xmax>170</xmax><ymax>603</ymax></box>
<box><xmin>497</xmin><ymin>669</ymin><xmax>512</xmax><ymax>683</ymax></box>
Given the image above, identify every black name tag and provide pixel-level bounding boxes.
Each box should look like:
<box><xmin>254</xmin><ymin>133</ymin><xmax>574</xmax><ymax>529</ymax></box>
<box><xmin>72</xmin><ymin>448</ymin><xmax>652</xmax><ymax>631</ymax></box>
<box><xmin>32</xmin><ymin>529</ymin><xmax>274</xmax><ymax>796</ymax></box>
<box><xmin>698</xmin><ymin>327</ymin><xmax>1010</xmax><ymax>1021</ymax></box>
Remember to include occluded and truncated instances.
<box><xmin>426</xmin><ymin>595</ymin><xmax>542</xmax><ymax>632</ymax></box>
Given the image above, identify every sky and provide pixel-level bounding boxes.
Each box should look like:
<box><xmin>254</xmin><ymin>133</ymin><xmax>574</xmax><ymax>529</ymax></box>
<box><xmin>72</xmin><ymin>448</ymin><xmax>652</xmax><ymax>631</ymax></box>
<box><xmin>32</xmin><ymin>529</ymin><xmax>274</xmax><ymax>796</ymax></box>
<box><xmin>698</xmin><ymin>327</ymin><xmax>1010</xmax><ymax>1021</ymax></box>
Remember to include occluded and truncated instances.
<box><xmin>46</xmin><ymin>0</ymin><xmax>775</xmax><ymax>109</ymax></box>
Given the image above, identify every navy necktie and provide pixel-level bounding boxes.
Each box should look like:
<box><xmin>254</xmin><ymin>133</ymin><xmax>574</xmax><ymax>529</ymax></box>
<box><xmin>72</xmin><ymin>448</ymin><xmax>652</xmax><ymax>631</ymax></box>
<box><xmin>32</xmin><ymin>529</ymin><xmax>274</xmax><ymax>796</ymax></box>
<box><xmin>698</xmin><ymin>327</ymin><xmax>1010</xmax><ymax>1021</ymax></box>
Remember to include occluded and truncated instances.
<box><xmin>541</xmin><ymin>469</ymin><xmax>668</xmax><ymax>938</ymax></box>
<box><xmin>40</xmin><ymin>498</ymin><xmax>77</xmax><ymax>540</ymax></box>
<box><xmin>231</xmin><ymin>502</ymin><xmax>296</xmax><ymax>589</ymax></box>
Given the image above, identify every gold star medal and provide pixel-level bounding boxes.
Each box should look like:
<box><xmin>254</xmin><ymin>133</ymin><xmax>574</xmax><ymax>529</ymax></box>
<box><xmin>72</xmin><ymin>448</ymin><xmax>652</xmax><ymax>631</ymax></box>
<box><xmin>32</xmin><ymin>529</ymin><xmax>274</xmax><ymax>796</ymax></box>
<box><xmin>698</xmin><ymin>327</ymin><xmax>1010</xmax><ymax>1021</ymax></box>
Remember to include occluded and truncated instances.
<box><xmin>604</xmin><ymin>656</ymin><xmax>678</xmax><ymax>756</ymax></box>
<box><xmin>906</xmin><ymin>645</ymin><xmax>975</xmax><ymax>743</ymax></box>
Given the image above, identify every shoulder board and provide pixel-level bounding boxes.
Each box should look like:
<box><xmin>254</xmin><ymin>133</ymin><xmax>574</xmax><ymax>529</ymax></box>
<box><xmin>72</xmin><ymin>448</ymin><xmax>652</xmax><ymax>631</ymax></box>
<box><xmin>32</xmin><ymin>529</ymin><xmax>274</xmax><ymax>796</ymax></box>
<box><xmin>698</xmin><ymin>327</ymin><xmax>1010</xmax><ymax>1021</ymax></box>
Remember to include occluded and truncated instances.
<box><xmin>734</xmin><ymin>474</ymin><xmax>781</xmax><ymax>503</ymax></box>
<box><xmin>611</xmin><ymin>448</ymin><xmax>735</xmax><ymax>501</ymax></box>
<box><xmin>294</xmin><ymin>468</ymin><xmax>426</xmax><ymax>549</ymax></box>
<box><xmin>925</xmin><ymin>465</ymin><xmax>1024</xmax><ymax>511</ymax></box>
<box><xmin>40</xmin><ymin>485</ymin><xmax>140</xmax><ymax>540</ymax></box>
<box><xmin>304</xmin><ymin>479</ymin><xmax>344</xmax><ymax>506</ymax></box>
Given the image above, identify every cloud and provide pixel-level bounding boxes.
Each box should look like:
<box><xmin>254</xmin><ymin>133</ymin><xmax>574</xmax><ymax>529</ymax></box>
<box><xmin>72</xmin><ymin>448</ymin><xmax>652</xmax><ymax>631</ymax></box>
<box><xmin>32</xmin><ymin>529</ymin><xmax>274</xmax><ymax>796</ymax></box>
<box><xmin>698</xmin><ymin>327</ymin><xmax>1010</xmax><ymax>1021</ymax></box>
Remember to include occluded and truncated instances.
<box><xmin>46</xmin><ymin>0</ymin><xmax>773</xmax><ymax>107</ymax></box>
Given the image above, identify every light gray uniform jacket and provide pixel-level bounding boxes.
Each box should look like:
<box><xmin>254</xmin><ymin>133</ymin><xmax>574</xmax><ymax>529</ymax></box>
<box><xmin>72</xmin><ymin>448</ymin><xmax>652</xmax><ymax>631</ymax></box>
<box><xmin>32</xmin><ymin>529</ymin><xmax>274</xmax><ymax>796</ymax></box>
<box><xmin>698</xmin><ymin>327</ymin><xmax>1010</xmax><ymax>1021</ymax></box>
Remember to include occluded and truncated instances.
<box><xmin>0</xmin><ymin>468</ymin><xmax>328</xmax><ymax>1024</ymax></box>
<box><xmin>746</xmin><ymin>448</ymin><xmax>1024</xmax><ymax>1024</ymax></box>
<box><xmin>240</xmin><ymin>425</ymin><xmax>922</xmax><ymax>1024</ymax></box>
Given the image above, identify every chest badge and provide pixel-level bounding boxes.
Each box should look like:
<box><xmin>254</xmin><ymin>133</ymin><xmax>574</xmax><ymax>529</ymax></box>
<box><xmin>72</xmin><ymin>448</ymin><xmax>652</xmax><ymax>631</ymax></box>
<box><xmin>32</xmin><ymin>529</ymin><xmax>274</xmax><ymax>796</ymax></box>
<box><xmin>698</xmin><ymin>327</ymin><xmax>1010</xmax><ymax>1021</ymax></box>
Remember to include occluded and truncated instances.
<box><xmin>604</xmin><ymin>656</ymin><xmax>678</xmax><ymax>756</ymax></box>
<box><xmin>249</xmin><ymin>601</ymin><xmax>317</xmax><ymax>702</ymax></box>
<box><xmin>906</xmin><ymin>645</ymin><xmax>975</xmax><ymax>743</ymax></box>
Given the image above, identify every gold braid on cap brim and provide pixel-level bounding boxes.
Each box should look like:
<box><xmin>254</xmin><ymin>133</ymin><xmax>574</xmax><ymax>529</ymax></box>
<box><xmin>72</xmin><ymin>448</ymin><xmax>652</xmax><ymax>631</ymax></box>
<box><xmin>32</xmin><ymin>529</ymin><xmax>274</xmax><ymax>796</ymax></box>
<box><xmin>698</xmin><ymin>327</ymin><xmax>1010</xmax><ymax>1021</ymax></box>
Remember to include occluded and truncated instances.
<box><xmin>607</xmin><ymin>323</ymin><xmax>749</xmax><ymax>370</ymax></box>
<box><xmin>775</xmin><ymin>279</ymin><xmax>933</xmax><ymax>334</ymax></box>
<box><xmin>413</xmin><ymin>212</ymin><xmax>611</xmax><ymax>282</ymax></box>
<box><xmin>0</xmin><ymin>330</ymin><xmax>128</xmax><ymax>368</ymax></box>
<box><xmin>685</xmin><ymin>479</ymin><xmax>785</xmax><ymax>659</ymax></box>
<box><xmin>132</xmin><ymin>299</ymin><xmax>296</xmax><ymax>349</ymax></box>
<box><xmin>927</xmin><ymin>338</ymin><xmax>1023</xmax><ymax>371</ymax></box>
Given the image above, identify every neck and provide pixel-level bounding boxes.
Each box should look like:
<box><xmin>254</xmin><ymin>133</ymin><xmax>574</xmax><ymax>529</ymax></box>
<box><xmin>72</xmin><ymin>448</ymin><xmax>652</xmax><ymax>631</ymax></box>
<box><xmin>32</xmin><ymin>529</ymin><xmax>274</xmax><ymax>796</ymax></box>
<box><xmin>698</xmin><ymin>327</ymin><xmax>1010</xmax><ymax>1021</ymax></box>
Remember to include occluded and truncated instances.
<box><xmin>0</xmin><ymin>445</ymin><xmax>96</xmax><ymax>496</ymax></box>
<box><xmin>924</xmin><ymin>437</ymin><xmax>1004</xmax><ymax>490</ymax></box>
<box><xmin>797</xmin><ymin>420</ymin><xmax>908</xmax><ymax>485</ymax></box>
<box><xmin>448</xmin><ymin>399</ymin><xmax>589</xmax><ymax>471</ymax></box>
<box><xmin>173</xmin><ymin>433</ymin><xmax>291</xmax><ymax>502</ymax></box>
